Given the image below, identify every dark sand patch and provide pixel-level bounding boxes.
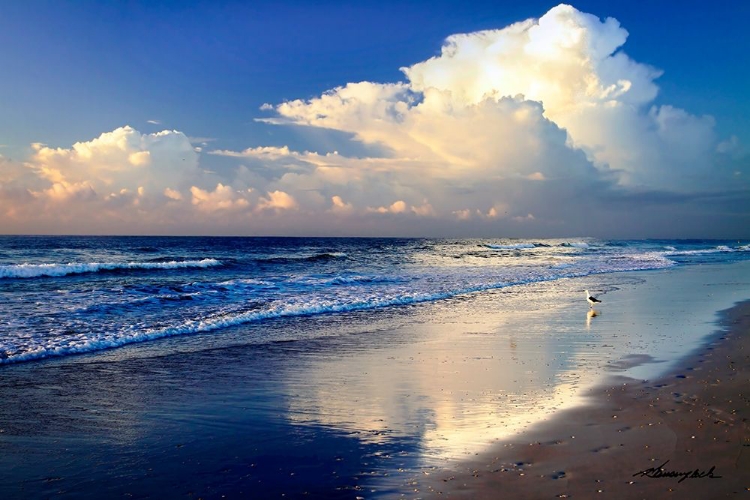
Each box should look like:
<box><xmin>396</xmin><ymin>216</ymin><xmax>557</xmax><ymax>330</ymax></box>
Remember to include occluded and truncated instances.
<box><xmin>604</xmin><ymin>354</ymin><xmax>663</xmax><ymax>372</ymax></box>
<box><xmin>419</xmin><ymin>301</ymin><xmax>750</xmax><ymax>499</ymax></box>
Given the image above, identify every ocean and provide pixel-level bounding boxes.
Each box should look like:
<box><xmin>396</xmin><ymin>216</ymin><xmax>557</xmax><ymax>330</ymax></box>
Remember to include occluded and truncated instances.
<box><xmin>1</xmin><ymin>236</ymin><xmax>748</xmax><ymax>365</ymax></box>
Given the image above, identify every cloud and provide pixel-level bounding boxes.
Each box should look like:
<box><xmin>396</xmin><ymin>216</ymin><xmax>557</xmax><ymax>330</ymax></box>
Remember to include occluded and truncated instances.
<box><xmin>411</xmin><ymin>200</ymin><xmax>435</xmax><ymax>217</ymax></box>
<box><xmin>368</xmin><ymin>199</ymin><xmax>436</xmax><ymax>217</ymax></box>
<box><xmin>211</xmin><ymin>145</ymin><xmax>292</xmax><ymax>159</ymax></box>
<box><xmin>37</xmin><ymin>180</ymin><xmax>97</xmax><ymax>202</ymax></box>
<box><xmin>263</xmin><ymin>4</ymin><xmax>738</xmax><ymax>196</ymax></box>
<box><xmin>128</xmin><ymin>151</ymin><xmax>152</xmax><ymax>166</ymax></box>
<box><xmin>248</xmin><ymin>92</ymin><xmax>606</xmax><ymax>227</ymax></box>
<box><xmin>188</xmin><ymin>136</ymin><xmax>217</xmax><ymax>146</ymax></box>
<box><xmin>404</xmin><ymin>5</ymin><xmax>660</xmax><ymax>111</ymax></box>
<box><xmin>29</xmin><ymin>126</ymin><xmax>200</xmax><ymax>193</ymax></box>
<box><xmin>0</xmin><ymin>126</ymin><xmax>215</xmax><ymax>233</ymax></box>
<box><xmin>453</xmin><ymin>209</ymin><xmax>473</xmax><ymax>221</ymax></box>
<box><xmin>329</xmin><ymin>195</ymin><xmax>353</xmax><ymax>214</ymax></box>
<box><xmin>370</xmin><ymin>200</ymin><xmax>407</xmax><ymax>214</ymax></box>
<box><xmin>190</xmin><ymin>183</ymin><xmax>251</xmax><ymax>212</ymax></box>
<box><xmin>1</xmin><ymin>4</ymin><xmax>747</xmax><ymax>236</ymax></box>
<box><xmin>257</xmin><ymin>190</ymin><xmax>298</xmax><ymax>212</ymax></box>
<box><xmin>163</xmin><ymin>187</ymin><xmax>183</xmax><ymax>201</ymax></box>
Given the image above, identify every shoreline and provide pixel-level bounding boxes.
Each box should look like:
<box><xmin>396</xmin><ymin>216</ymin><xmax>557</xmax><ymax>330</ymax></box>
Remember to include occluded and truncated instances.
<box><xmin>419</xmin><ymin>300</ymin><xmax>750</xmax><ymax>499</ymax></box>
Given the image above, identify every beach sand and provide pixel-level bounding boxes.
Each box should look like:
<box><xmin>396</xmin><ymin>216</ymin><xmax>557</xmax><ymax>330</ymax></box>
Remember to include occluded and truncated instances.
<box><xmin>419</xmin><ymin>301</ymin><xmax>750</xmax><ymax>499</ymax></box>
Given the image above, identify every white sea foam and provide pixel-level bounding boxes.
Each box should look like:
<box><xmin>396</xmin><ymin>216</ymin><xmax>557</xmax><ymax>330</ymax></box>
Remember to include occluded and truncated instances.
<box><xmin>610</xmin><ymin>252</ymin><xmax>676</xmax><ymax>270</ymax></box>
<box><xmin>563</xmin><ymin>241</ymin><xmax>590</xmax><ymax>248</ymax></box>
<box><xmin>485</xmin><ymin>243</ymin><xmax>535</xmax><ymax>250</ymax></box>
<box><xmin>663</xmin><ymin>245</ymin><xmax>741</xmax><ymax>256</ymax></box>
<box><xmin>0</xmin><ymin>291</ymin><xmax>450</xmax><ymax>364</ymax></box>
<box><xmin>0</xmin><ymin>259</ymin><xmax>221</xmax><ymax>279</ymax></box>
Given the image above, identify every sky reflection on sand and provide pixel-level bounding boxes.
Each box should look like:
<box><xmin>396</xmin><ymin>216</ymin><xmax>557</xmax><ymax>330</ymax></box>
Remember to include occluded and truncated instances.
<box><xmin>281</xmin><ymin>262</ymin><xmax>750</xmax><ymax>468</ymax></box>
<box><xmin>283</xmin><ymin>281</ymin><xmax>612</xmax><ymax>465</ymax></box>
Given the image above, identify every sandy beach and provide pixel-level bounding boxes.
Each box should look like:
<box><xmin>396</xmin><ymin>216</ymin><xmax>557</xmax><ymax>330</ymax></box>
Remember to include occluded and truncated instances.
<box><xmin>419</xmin><ymin>303</ymin><xmax>750</xmax><ymax>499</ymax></box>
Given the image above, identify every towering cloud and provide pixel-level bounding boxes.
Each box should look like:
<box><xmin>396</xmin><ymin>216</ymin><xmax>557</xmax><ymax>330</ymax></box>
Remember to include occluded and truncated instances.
<box><xmin>266</xmin><ymin>4</ymin><xmax>732</xmax><ymax>193</ymax></box>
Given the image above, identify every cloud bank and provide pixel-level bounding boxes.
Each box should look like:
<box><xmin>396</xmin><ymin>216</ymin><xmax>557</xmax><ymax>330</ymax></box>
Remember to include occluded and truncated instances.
<box><xmin>1</xmin><ymin>4</ymin><xmax>747</xmax><ymax>236</ymax></box>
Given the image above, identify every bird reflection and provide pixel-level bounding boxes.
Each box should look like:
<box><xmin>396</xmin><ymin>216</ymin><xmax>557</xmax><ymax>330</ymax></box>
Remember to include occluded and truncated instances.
<box><xmin>586</xmin><ymin>308</ymin><xmax>599</xmax><ymax>329</ymax></box>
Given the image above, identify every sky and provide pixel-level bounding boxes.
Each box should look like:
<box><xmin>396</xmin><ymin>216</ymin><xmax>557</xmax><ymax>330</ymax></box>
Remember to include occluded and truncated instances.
<box><xmin>0</xmin><ymin>0</ymin><xmax>748</xmax><ymax>238</ymax></box>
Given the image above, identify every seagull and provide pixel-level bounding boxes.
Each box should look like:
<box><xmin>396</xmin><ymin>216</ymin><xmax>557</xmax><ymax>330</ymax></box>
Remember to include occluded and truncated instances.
<box><xmin>586</xmin><ymin>289</ymin><xmax>601</xmax><ymax>308</ymax></box>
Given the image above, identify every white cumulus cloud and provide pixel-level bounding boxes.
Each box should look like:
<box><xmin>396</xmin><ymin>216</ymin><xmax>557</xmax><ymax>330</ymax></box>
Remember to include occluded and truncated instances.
<box><xmin>29</xmin><ymin>126</ymin><xmax>200</xmax><ymax>193</ymax></box>
<box><xmin>257</xmin><ymin>190</ymin><xmax>298</xmax><ymax>212</ymax></box>
<box><xmin>190</xmin><ymin>183</ymin><xmax>251</xmax><ymax>212</ymax></box>
<box><xmin>262</xmin><ymin>3</ymin><xmax>737</xmax><ymax>197</ymax></box>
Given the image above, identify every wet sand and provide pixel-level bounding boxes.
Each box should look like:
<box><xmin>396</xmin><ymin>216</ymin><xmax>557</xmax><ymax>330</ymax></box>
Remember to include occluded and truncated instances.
<box><xmin>420</xmin><ymin>301</ymin><xmax>750</xmax><ymax>499</ymax></box>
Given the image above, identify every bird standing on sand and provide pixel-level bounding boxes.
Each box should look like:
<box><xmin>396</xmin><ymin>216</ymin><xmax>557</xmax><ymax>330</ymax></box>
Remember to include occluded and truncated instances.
<box><xmin>586</xmin><ymin>289</ymin><xmax>601</xmax><ymax>308</ymax></box>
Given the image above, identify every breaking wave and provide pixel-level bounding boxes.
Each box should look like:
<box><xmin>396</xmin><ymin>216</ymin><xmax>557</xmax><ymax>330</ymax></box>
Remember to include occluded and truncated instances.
<box><xmin>0</xmin><ymin>259</ymin><xmax>221</xmax><ymax>279</ymax></box>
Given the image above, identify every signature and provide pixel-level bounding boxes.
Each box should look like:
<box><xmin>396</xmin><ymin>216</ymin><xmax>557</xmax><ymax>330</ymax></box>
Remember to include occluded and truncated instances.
<box><xmin>633</xmin><ymin>460</ymin><xmax>722</xmax><ymax>483</ymax></box>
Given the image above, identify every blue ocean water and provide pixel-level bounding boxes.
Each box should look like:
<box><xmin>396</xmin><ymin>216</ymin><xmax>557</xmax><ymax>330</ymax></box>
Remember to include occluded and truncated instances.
<box><xmin>1</xmin><ymin>236</ymin><xmax>748</xmax><ymax>365</ymax></box>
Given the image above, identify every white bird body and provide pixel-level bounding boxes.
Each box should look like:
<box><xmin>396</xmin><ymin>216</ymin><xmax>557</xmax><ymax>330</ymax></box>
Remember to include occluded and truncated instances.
<box><xmin>586</xmin><ymin>289</ymin><xmax>601</xmax><ymax>308</ymax></box>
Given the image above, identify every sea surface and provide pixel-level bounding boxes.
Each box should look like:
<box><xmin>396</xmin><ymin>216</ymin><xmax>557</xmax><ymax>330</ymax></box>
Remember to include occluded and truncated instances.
<box><xmin>1</xmin><ymin>236</ymin><xmax>748</xmax><ymax>365</ymax></box>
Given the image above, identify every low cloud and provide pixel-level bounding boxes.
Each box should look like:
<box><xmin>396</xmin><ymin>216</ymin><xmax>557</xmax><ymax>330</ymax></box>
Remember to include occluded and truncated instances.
<box><xmin>29</xmin><ymin>126</ymin><xmax>200</xmax><ymax>193</ymax></box>
<box><xmin>329</xmin><ymin>195</ymin><xmax>353</xmax><ymax>214</ymax></box>
<box><xmin>190</xmin><ymin>183</ymin><xmax>251</xmax><ymax>213</ymax></box>
<box><xmin>257</xmin><ymin>190</ymin><xmax>298</xmax><ymax>212</ymax></box>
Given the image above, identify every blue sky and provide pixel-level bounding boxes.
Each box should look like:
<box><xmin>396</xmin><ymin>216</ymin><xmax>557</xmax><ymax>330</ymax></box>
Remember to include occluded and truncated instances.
<box><xmin>0</xmin><ymin>1</ymin><xmax>748</xmax><ymax>237</ymax></box>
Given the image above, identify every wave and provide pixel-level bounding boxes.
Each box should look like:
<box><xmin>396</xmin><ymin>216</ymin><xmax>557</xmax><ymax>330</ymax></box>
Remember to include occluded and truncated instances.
<box><xmin>291</xmin><ymin>273</ymin><xmax>406</xmax><ymax>287</ymax></box>
<box><xmin>255</xmin><ymin>252</ymin><xmax>348</xmax><ymax>264</ymax></box>
<box><xmin>326</xmin><ymin>274</ymin><xmax>401</xmax><ymax>286</ymax></box>
<box><xmin>607</xmin><ymin>252</ymin><xmax>676</xmax><ymax>270</ymax></box>
<box><xmin>560</xmin><ymin>241</ymin><xmax>590</xmax><ymax>248</ymax></box>
<box><xmin>0</xmin><ymin>259</ymin><xmax>221</xmax><ymax>279</ymax></box>
<box><xmin>0</xmin><ymin>279</ymin><xmax>528</xmax><ymax>365</ymax></box>
<box><xmin>484</xmin><ymin>241</ymin><xmax>592</xmax><ymax>250</ymax></box>
<box><xmin>663</xmin><ymin>245</ymin><xmax>745</xmax><ymax>256</ymax></box>
<box><xmin>484</xmin><ymin>243</ymin><xmax>535</xmax><ymax>250</ymax></box>
<box><xmin>484</xmin><ymin>240</ymin><xmax>594</xmax><ymax>250</ymax></box>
